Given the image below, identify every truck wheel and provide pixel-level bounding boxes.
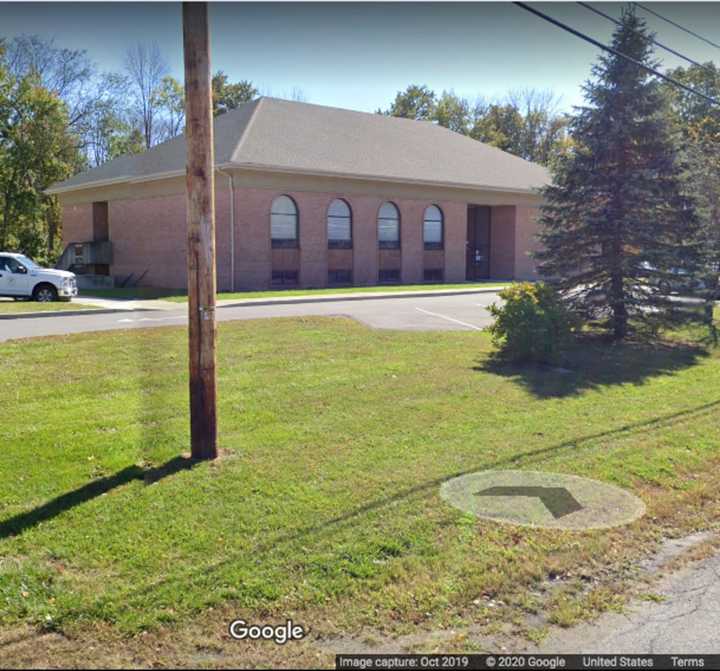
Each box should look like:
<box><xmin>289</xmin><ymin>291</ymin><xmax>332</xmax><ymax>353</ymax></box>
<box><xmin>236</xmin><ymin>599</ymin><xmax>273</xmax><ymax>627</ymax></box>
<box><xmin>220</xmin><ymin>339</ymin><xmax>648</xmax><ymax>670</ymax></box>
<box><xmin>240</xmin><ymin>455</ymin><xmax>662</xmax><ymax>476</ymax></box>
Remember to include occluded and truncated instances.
<box><xmin>33</xmin><ymin>284</ymin><xmax>58</xmax><ymax>302</ymax></box>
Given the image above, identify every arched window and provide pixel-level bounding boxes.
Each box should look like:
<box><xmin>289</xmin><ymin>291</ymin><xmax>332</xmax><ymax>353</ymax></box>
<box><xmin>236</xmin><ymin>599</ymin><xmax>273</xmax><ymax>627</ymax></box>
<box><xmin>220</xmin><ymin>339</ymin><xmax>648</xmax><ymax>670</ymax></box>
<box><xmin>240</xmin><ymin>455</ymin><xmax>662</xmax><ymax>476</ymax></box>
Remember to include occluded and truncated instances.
<box><xmin>378</xmin><ymin>202</ymin><xmax>400</xmax><ymax>249</ymax></box>
<box><xmin>423</xmin><ymin>205</ymin><xmax>443</xmax><ymax>250</ymax></box>
<box><xmin>327</xmin><ymin>199</ymin><xmax>352</xmax><ymax>249</ymax></box>
<box><xmin>271</xmin><ymin>195</ymin><xmax>298</xmax><ymax>248</ymax></box>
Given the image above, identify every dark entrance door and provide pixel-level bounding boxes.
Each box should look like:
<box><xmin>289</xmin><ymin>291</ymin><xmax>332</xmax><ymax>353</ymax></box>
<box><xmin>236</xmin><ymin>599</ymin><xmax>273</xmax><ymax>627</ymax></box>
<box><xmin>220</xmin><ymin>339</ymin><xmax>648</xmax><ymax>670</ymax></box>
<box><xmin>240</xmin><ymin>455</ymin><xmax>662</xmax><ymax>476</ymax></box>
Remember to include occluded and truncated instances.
<box><xmin>466</xmin><ymin>206</ymin><xmax>491</xmax><ymax>280</ymax></box>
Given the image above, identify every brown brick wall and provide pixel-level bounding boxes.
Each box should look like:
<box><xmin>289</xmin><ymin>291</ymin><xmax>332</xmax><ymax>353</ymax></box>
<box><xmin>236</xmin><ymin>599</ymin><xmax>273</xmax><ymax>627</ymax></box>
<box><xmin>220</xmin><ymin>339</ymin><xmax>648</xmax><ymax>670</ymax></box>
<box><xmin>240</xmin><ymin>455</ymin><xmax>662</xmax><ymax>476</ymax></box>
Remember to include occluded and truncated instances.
<box><xmin>443</xmin><ymin>201</ymin><xmax>467</xmax><ymax>283</ymax></box>
<box><xmin>490</xmin><ymin>206</ymin><xmax>516</xmax><ymax>279</ymax></box>
<box><xmin>328</xmin><ymin>249</ymin><xmax>353</xmax><ymax>272</ymax></box>
<box><xmin>351</xmin><ymin>197</ymin><xmax>381</xmax><ymax>286</ymax></box>
<box><xmin>296</xmin><ymin>192</ymin><xmax>327</xmax><ymax>288</ymax></box>
<box><xmin>233</xmin><ymin>187</ymin><xmax>271</xmax><ymax>290</ymax></box>
<box><xmin>423</xmin><ymin>250</ymin><xmax>445</xmax><ymax>276</ymax></box>
<box><xmin>108</xmin><ymin>193</ymin><xmax>187</xmax><ymax>289</ymax></box>
<box><xmin>400</xmin><ymin>200</ymin><xmax>424</xmax><ymax>284</ymax></box>
<box><xmin>62</xmin><ymin>184</ymin><xmax>534</xmax><ymax>290</ymax></box>
<box><xmin>62</xmin><ymin>203</ymin><xmax>93</xmax><ymax>244</ymax></box>
<box><xmin>514</xmin><ymin>206</ymin><xmax>541</xmax><ymax>280</ymax></box>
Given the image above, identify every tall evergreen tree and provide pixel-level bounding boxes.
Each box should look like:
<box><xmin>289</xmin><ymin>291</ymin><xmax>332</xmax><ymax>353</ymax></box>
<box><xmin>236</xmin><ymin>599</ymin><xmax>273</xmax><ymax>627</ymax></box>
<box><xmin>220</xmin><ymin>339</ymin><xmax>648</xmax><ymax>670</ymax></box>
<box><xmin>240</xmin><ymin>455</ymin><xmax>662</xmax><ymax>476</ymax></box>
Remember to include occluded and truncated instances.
<box><xmin>537</xmin><ymin>8</ymin><xmax>700</xmax><ymax>339</ymax></box>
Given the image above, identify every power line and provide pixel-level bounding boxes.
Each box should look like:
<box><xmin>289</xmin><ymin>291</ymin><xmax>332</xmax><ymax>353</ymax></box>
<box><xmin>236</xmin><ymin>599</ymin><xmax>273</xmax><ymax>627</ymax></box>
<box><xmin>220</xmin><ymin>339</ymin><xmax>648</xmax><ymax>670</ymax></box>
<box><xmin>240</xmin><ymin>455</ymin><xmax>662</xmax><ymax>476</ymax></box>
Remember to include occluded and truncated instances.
<box><xmin>634</xmin><ymin>2</ymin><xmax>720</xmax><ymax>52</ymax></box>
<box><xmin>514</xmin><ymin>2</ymin><xmax>720</xmax><ymax>106</ymax></box>
<box><xmin>579</xmin><ymin>2</ymin><xmax>717</xmax><ymax>78</ymax></box>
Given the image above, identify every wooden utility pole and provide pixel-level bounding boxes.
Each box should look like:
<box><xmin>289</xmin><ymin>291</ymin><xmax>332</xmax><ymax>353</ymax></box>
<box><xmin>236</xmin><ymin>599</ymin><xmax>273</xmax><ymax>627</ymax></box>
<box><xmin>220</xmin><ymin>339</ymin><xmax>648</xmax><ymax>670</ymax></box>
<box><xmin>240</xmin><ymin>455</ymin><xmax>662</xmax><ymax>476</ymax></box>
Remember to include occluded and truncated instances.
<box><xmin>183</xmin><ymin>1</ymin><xmax>218</xmax><ymax>460</ymax></box>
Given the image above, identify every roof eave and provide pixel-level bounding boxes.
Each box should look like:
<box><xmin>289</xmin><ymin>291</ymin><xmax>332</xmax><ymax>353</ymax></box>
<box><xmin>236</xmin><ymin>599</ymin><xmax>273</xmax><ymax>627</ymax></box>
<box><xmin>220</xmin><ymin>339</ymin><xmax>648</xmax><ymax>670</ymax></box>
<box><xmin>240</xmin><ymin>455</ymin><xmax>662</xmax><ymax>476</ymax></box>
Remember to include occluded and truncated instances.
<box><xmin>228</xmin><ymin>162</ymin><xmax>547</xmax><ymax>196</ymax></box>
<box><xmin>46</xmin><ymin>162</ymin><xmax>547</xmax><ymax>198</ymax></box>
<box><xmin>45</xmin><ymin>167</ymin><xmax>201</xmax><ymax>195</ymax></box>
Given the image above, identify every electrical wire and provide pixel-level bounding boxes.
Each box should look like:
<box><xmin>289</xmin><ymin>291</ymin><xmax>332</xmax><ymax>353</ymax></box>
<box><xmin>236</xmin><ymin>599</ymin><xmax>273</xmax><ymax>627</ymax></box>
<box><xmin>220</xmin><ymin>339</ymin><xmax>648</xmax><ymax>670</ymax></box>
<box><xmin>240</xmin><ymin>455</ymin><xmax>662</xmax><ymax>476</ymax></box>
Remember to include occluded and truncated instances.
<box><xmin>635</xmin><ymin>2</ymin><xmax>720</xmax><ymax>52</ymax></box>
<box><xmin>514</xmin><ymin>2</ymin><xmax>720</xmax><ymax>105</ymax></box>
<box><xmin>579</xmin><ymin>2</ymin><xmax>717</xmax><ymax>78</ymax></box>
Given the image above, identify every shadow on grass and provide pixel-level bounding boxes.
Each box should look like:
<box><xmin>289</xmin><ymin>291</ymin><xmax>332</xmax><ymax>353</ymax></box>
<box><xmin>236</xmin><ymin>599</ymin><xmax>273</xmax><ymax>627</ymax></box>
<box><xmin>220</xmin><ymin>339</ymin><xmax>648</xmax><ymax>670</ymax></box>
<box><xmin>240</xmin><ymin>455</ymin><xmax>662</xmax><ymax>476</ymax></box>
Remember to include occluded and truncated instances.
<box><xmin>1</xmin><ymin>323</ymin><xmax>193</xmax><ymax>541</ymax></box>
<box><xmin>112</xmin><ymin>396</ymin><xmax>720</xmax><ymax>607</ymax></box>
<box><xmin>0</xmin><ymin>456</ymin><xmax>196</xmax><ymax>540</ymax></box>
<box><xmin>5</xmin><ymin>324</ymin><xmax>717</xmax><ymax>617</ymax></box>
<box><xmin>9</xmin><ymin>398</ymin><xmax>716</xmax><ymax>548</ymax></box>
<box><xmin>475</xmin><ymin>337</ymin><xmax>709</xmax><ymax>398</ymax></box>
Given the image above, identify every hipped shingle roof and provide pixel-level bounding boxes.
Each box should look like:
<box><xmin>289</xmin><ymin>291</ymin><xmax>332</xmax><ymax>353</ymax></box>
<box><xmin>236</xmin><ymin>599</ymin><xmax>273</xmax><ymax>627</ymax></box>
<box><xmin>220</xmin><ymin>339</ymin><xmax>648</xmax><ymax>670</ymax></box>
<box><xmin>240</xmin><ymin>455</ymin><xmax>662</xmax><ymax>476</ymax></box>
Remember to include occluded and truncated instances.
<box><xmin>48</xmin><ymin>97</ymin><xmax>550</xmax><ymax>195</ymax></box>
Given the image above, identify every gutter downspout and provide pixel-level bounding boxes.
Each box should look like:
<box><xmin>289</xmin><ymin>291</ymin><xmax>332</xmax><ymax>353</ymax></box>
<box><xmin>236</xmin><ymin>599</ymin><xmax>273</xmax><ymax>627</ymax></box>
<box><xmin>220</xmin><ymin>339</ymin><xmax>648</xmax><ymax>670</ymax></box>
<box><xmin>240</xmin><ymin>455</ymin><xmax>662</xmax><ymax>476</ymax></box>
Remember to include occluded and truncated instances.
<box><xmin>217</xmin><ymin>168</ymin><xmax>235</xmax><ymax>292</ymax></box>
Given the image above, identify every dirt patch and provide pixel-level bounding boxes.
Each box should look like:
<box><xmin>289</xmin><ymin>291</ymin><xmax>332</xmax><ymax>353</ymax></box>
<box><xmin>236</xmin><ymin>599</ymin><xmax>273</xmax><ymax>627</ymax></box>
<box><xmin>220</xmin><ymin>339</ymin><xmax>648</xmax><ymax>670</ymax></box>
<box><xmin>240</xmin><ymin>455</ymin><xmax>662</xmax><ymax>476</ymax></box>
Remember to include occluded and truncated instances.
<box><xmin>2</xmin><ymin>516</ymin><xmax>719</xmax><ymax>667</ymax></box>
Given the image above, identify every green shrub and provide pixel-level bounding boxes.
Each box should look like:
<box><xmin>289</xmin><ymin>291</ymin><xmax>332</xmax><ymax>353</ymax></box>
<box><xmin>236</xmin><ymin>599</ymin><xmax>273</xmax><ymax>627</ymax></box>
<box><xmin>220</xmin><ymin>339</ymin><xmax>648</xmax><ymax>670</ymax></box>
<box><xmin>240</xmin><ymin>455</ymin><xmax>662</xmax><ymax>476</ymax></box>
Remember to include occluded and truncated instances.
<box><xmin>488</xmin><ymin>282</ymin><xmax>576</xmax><ymax>363</ymax></box>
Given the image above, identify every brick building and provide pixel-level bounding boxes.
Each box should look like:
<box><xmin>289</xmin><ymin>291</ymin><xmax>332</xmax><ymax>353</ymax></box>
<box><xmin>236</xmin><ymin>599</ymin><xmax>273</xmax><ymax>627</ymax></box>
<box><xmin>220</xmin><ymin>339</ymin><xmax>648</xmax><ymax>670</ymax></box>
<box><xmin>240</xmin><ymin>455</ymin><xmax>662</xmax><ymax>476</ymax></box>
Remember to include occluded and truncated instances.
<box><xmin>48</xmin><ymin>98</ymin><xmax>549</xmax><ymax>291</ymax></box>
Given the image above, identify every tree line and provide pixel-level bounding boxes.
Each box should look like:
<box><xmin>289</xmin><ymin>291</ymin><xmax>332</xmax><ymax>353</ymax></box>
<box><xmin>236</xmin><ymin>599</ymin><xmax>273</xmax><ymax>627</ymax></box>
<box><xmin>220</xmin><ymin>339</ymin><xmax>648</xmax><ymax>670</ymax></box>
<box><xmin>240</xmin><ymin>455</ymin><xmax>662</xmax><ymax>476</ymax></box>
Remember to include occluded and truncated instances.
<box><xmin>378</xmin><ymin>85</ymin><xmax>571</xmax><ymax>167</ymax></box>
<box><xmin>0</xmin><ymin>36</ymin><xmax>287</xmax><ymax>261</ymax></box>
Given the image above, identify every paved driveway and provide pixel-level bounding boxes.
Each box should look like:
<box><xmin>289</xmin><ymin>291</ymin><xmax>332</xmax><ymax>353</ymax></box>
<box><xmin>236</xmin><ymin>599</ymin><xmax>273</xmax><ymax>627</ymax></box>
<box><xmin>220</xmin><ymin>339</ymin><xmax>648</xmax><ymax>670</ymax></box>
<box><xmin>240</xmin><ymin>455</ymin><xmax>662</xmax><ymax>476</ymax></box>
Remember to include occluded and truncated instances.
<box><xmin>0</xmin><ymin>290</ymin><xmax>501</xmax><ymax>342</ymax></box>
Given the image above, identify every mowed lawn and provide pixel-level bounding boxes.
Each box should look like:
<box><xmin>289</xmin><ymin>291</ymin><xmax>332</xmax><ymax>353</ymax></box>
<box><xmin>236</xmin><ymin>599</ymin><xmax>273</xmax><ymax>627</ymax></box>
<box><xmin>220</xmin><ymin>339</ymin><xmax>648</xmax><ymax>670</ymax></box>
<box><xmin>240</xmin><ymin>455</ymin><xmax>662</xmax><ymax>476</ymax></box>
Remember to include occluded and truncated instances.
<box><xmin>1</xmin><ymin>317</ymin><xmax>719</xmax><ymax>640</ymax></box>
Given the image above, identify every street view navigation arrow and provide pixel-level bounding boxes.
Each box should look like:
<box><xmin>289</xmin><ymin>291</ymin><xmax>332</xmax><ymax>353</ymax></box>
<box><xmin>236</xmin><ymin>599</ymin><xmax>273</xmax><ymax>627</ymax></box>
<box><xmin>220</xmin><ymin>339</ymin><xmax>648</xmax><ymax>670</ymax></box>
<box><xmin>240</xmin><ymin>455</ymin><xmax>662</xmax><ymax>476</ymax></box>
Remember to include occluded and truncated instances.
<box><xmin>440</xmin><ymin>470</ymin><xmax>646</xmax><ymax>530</ymax></box>
<box><xmin>475</xmin><ymin>485</ymin><xmax>584</xmax><ymax>519</ymax></box>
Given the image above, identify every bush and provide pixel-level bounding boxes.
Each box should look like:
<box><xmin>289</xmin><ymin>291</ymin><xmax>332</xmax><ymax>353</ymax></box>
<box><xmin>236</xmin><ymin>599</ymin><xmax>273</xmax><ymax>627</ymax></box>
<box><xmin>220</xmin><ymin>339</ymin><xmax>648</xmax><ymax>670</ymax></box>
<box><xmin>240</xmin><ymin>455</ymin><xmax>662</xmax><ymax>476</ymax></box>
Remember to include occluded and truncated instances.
<box><xmin>488</xmin><ymin>282</ymin><xmax>576</xmax><ymax>363</ymax></box>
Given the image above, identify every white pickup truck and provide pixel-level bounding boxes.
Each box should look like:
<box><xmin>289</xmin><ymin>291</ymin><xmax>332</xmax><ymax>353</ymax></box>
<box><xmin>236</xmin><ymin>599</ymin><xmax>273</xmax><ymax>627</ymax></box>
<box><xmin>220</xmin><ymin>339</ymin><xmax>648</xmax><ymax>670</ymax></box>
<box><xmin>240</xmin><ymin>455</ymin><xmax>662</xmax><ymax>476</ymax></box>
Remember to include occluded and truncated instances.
<box><xmin>0</xmin><ymin>252</ymin><xmax>78</xmax><ymax>302</ymax></box>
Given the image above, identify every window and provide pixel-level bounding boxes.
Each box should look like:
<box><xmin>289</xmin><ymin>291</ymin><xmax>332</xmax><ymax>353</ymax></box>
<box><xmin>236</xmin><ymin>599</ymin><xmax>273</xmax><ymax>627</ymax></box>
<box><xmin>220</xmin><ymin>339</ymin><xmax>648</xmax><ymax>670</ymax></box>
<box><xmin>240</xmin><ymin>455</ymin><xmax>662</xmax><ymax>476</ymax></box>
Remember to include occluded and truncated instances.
<box><xmin>378</xmin><ymin>269</ymin><xmax>401</xmax><ymax>284</ymax></box>
<box><xmin>424</xmin><ymin>268</ymin><xmax>444</xmax><ymax>282</ymax></box>
<box><xmin>328</xmin><ymin>269</ymin><xmax>352</xmax><ymax>286</ymax></box>
<box><xmin>423</xmin><ymin>205</ymin><xmax>443</xmax><ymax>250</ymax></box>
<box><xmin>378</xmin><ymin>202</ymin><xmax>400</xmax><ymax>249</ymax></box>
<box><xmin>271</xmin><ymin>270</ymin><xmax>299</xmax><ymax>286</ymax></box>
<box><xmin>0</xmin><ymin>256</ymin><xmax>26</xmax><ymax>274</ymax></box>
<box><xmin>271</xmin><ymin>195</ymin><xmax>298</xmax><ymax>248</ymax></box>
<box><xmin>327</xmin><ymin>199</ymin><xmax>352</xmax><ymax>249</ymax></box>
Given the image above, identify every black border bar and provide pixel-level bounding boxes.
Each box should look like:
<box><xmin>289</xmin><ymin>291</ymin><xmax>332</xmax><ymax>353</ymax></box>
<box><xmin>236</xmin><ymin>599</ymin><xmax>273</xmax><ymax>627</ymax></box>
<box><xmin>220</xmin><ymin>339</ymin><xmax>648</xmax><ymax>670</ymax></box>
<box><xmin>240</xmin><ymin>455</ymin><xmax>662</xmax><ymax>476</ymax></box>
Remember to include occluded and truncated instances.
<box><xmin>337</xmin><ymin>654</ymin><xmax>720</xmax><ymax>670</ymax></box>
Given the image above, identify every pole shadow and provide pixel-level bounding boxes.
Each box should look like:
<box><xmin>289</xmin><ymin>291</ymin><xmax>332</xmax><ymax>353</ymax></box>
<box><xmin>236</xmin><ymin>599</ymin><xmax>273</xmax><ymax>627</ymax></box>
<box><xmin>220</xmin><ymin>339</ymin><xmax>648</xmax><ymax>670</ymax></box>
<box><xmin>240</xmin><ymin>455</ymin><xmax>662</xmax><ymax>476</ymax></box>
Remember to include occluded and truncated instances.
<box><xmin>1</xmin><ymin>321</ymin><xmax>195</xmax><ymax>541</ymax></box>
<box><xmin>0</xmin><ymin>456</ymin><xmax>196</xmax><ymax>540</ymax></box>
<box><xmin>114</xmin><ymin>397</ymin><xmax>720</xmax><ymax>605</ymax></box>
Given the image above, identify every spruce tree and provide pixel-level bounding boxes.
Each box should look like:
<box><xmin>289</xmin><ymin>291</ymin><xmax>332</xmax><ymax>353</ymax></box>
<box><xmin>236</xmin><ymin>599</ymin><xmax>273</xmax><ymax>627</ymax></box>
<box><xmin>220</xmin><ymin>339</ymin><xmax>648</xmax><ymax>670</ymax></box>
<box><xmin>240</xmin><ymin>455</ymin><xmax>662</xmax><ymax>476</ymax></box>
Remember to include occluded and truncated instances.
<box><xmin>536</xmin><ymin>8</ymin><xmax>700</xmax><ymax>339</ymax></box>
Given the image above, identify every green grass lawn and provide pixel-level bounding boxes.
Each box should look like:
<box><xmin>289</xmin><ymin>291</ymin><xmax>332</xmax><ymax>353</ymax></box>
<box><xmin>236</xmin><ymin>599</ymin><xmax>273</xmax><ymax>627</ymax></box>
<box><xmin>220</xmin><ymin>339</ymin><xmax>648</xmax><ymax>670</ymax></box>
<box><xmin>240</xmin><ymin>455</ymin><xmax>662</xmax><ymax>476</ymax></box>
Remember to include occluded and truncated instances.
<box><xmin>81</xmin><ymin>281</ymin><xmax>509</xmax><ymax>303</ymax></box>
<box><xmin>1</xmin><ymin>317</ymin><xmax>719</xmax><ymax>648</ymax></box>
<box><xmin>0</xmin><ymin>299</ymin><xmax>96</xmax><ymax>314</ymax></box>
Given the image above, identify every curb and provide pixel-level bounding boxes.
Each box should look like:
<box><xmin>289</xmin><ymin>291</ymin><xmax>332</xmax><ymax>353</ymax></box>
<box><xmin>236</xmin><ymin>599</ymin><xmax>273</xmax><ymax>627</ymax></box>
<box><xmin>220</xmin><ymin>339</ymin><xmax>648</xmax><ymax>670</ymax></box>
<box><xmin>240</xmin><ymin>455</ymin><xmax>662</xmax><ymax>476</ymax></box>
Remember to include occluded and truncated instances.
<box><xmin>216</xmin><ymin>287</ymin><xmax>504</xmax><ymax>309</ymax></box>
<box><xmin>0</xmin><ymin>286</ymin><xmax>505</xmax><ymax>319</ymax></box>
<box><xmin>0</xmin><ymin>307</ymin><xmax>161</xmax><ymax>321</ymax></box>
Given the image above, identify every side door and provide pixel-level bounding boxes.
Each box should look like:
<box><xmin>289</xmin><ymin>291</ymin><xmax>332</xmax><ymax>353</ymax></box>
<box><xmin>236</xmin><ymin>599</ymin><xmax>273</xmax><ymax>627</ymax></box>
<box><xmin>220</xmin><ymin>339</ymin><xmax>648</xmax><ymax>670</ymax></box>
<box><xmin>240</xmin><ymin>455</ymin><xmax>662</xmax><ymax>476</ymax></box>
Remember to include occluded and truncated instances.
<box><xmin>466</xmin><ymin>207</ymin><xmax>491</xmax><ymax>280</ymax></box>
<box><xmin>0</xmin><ymin>256</ymin><xmax>18</xmax><ymax>296</ymax></box>
<box><xmin>0</xmin><ymin>257</ymin><xmax>32</xmax><ymax>296</ymax></box>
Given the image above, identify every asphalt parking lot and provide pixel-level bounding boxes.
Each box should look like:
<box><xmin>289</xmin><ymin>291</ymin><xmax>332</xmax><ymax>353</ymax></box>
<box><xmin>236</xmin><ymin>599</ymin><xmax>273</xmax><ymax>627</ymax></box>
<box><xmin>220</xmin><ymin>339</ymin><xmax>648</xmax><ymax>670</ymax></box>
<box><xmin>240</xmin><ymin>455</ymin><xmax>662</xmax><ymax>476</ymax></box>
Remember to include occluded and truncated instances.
<box><xmin>0</xmin><ymin>290</ymin><xmax>501</xmax><ymax>342</ymax></box>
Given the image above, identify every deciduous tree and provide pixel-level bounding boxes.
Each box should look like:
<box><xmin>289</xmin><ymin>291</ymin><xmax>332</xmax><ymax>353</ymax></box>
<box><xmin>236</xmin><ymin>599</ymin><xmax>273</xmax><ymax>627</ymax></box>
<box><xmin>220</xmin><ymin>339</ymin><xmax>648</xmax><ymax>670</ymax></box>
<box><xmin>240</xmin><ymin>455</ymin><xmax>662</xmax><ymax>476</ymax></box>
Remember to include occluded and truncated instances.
<box><xmin>212</xmin><ymin>71</ymin><xmax>257</xmax><ymax>116</ymax></box>
<box><xmin>124</xmin><ymin>42</ymin><xmax>168</xmax><ymax>149</ymax></box>
<box><xmin>381</xmin><ymin>84</ymin><xmax>567</xmax><ymax>166</ymax></box>
<box><xmin>154</xmin><ymin>75</ymin><xmax>185</xmax><ymax>138</ymax></box>
<box><xmin>0</xmin><ymin>52</ymin><xmax>79</xmax><ymax>259</ymax></box>
<box><xmin>664</xmin><ymin>63</ymin><xmax>720</xmax><ymax>321</ymax></box>
<box><xmin>381</xmin><ymin>84</ymin><xmax>436</xmax><ymax>121</ymax></box>
<box><xmin>434</xmin><ymin>90</ymin><xmax>471</xmax><ymax>134</ymax></box>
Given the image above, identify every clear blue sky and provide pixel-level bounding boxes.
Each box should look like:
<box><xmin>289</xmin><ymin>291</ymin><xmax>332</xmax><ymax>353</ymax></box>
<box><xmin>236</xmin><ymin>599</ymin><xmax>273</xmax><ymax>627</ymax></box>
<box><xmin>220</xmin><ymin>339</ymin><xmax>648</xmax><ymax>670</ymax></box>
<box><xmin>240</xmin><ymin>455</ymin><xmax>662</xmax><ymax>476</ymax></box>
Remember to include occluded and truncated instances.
<box><xmin>1</xmin><ymin>2</ymin><xmax>719</xmax><ymax>113</ymax></box>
